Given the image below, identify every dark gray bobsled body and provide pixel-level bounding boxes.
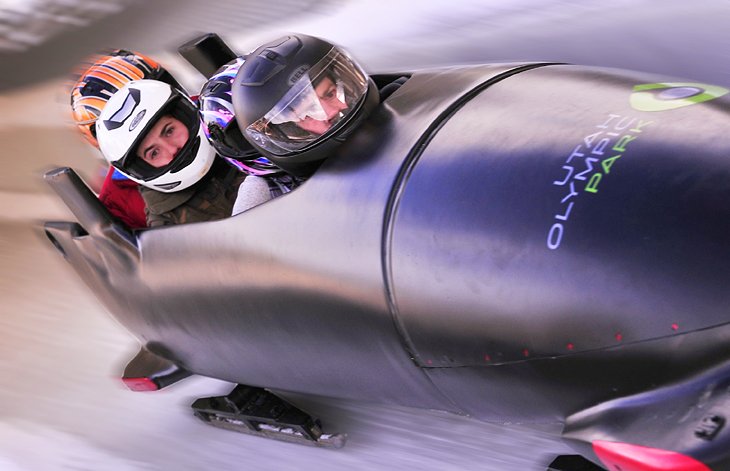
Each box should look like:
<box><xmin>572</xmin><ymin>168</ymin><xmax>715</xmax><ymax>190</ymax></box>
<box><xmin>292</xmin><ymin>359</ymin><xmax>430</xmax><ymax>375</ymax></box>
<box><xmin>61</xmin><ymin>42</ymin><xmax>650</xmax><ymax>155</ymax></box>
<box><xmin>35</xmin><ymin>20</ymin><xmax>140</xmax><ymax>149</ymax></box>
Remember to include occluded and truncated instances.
<box><xmin>45</xmin><ymin>62</ymin><xmax>730</xmax><ymax>469</ymax></box>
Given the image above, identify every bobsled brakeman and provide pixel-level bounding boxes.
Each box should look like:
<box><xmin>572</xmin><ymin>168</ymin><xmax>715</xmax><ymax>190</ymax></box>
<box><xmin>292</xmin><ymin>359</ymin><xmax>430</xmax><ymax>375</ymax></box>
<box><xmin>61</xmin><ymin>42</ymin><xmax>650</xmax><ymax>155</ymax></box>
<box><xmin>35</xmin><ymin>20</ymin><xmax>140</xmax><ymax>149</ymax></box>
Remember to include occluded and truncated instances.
<box><xmin>44</xmin><ymin>32</ymin><xmax>730</xmax><ymax>471</ymax></box>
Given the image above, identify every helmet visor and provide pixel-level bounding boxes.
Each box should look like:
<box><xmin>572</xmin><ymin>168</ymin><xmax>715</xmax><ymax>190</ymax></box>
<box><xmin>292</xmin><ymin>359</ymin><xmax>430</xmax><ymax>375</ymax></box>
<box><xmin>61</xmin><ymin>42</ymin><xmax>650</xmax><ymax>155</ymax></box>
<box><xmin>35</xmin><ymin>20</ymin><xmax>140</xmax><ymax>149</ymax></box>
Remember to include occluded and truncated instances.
<box><xmin>245</xmin><ymin>47</ymin><xmax>368</xmax><ymax>156</ymax></box>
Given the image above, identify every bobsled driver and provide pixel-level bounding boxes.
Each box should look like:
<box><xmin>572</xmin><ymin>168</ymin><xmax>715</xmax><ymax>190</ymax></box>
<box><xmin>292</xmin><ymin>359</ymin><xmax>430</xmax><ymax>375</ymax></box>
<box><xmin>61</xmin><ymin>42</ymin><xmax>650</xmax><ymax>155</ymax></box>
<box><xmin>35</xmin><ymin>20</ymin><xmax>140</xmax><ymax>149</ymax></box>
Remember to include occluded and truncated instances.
<box><xmin>70</xmin><ymin>49</ymin><xmax>183</xmax><ymax>228</ymax></box>
<box><xmin>94</xmin><ymin>74</ymin><xmax>290</xmax><ymax>227</ymax></box>
<box><xmin>231</xmin><ymin>34</ymin><xmax>381</xmax><ymax>177</ymax></box>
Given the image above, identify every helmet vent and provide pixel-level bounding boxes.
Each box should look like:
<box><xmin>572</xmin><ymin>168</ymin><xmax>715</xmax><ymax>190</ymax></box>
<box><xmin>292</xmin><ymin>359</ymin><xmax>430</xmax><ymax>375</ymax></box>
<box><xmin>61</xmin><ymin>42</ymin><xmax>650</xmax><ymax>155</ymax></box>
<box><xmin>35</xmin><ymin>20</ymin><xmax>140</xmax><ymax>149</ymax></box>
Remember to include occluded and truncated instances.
<box><xmin>103</xmin><ymin>88</ymin><xmax>141</xmax><ymax>131</ymax></box>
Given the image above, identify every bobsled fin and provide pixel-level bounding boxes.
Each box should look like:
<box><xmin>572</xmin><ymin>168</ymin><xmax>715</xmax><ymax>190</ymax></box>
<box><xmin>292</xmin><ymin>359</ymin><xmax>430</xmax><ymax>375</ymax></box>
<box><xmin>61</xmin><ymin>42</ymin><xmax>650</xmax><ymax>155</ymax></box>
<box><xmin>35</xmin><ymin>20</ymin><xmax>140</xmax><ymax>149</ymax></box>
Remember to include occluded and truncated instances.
<box><xmin>592</xmin><ymin>441</ymin><xmax>710</xmax><ymax>471</ymax></box>
<box><xmin>191</xmin><ymin>384</ymin><xmax>346</xmax><ymax>448</ymax></box>
<box><xmin>121</xmin><ymin>346</ymin><xmax>191</xmax><ymax>391</ymax></box>
<box><xmin>561</xmin><ymin>361</ymin><xmax>730</xmax><ymax>471</ymax></box>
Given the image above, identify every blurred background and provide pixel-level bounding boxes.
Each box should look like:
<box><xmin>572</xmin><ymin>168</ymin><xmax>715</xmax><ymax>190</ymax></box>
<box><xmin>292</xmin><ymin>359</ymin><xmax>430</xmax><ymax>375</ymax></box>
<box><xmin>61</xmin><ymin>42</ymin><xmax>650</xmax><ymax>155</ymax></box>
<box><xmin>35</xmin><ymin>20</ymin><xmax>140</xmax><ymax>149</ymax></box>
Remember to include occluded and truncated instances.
<box><xmin>1</xmin><ymin>1</ymin><xmax>729</xmax><ymax>469</ymax></box>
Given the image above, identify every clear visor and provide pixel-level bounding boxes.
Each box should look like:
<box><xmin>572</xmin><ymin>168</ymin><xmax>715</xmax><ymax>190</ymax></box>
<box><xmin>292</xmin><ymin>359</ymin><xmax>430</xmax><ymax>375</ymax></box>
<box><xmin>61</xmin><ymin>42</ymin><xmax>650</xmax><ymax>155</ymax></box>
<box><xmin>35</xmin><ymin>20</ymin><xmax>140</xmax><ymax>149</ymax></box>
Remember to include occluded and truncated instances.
<box><xmin>245</xmin><ymin>47</ymin><xmax>368</xmax><ymax>156</ymax></box>
<box><xmin>267</xmin><ymin>75</ymin><xmax>346</xmax><ymax>124</ymax></box>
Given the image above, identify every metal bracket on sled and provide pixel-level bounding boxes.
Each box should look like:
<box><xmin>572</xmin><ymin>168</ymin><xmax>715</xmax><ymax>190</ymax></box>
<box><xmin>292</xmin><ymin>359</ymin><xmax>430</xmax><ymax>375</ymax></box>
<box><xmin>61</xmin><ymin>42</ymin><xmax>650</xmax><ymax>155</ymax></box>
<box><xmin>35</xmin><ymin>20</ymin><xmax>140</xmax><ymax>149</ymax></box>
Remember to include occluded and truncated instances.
<box><xmin>191</xmin><ymin>384</ymin><xmax>346</xmax><ymax>448</ymax></box>
<box><xmin>122</xmin><ymin>346</ymin><xmax>192</xmax><ymax>391</ymax></box>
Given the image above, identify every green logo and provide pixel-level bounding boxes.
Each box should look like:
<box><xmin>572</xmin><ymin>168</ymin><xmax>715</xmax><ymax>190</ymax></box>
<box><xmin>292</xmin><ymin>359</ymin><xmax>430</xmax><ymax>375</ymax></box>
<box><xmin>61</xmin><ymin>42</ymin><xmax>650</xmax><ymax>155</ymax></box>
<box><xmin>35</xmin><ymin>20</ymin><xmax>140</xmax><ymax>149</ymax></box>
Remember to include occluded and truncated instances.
<box><xmin>630</xmin><ymin>82</ymin><xmax>728</xmax><ymax>111</ymax></box>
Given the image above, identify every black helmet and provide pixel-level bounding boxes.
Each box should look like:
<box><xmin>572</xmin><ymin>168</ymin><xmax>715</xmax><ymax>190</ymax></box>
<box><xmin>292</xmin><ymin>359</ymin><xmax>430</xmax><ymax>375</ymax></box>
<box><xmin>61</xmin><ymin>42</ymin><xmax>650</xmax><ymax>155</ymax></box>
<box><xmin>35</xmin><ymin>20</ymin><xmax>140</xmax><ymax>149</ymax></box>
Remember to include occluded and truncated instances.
<box><xmin>231</xmin><ymin>34</ymin><xmax>379</xmax><ymax>176</ymax></box>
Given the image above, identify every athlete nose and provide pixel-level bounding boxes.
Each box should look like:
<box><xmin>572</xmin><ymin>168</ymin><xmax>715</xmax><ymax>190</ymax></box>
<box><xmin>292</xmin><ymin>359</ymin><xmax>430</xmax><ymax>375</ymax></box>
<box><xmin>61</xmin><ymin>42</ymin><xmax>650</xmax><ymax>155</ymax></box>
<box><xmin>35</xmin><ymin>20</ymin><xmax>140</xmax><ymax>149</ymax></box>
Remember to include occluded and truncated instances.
<box><xmin>163</xmin><ymin>140</ymin><xmax>182</xmax><ymax>159</ymax></box>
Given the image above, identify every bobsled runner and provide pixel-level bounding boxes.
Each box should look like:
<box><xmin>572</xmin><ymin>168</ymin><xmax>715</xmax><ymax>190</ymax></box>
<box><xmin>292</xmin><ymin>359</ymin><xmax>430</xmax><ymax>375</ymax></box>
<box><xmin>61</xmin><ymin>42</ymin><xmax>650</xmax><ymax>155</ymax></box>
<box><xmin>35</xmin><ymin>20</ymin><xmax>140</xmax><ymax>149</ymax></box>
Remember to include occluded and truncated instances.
<box><xmin>43</xmin><ymin>37</ymin><xmax>730</xmax><ymax>469</ymax></box>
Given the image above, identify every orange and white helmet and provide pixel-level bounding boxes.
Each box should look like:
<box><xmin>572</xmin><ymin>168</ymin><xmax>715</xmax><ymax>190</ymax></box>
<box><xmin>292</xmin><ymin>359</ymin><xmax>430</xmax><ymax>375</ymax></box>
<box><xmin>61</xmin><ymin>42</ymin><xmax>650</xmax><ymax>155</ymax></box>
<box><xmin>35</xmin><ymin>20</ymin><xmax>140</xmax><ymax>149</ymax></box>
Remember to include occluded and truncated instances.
<box><xmin>70</xmin><ymin>49</ymin><xmax>182</xmax><ymax>147</ymax></box>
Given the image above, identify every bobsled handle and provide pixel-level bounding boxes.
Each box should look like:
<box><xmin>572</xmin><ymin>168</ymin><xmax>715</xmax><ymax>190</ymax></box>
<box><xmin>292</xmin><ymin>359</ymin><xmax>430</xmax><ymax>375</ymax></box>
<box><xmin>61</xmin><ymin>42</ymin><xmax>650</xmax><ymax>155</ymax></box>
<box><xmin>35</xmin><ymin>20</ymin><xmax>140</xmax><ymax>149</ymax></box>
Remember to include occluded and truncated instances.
<box><xmin>178</xmin><ymin>32</ymin><xmax>237</xmax><ymax>79</ymax></box>
<box><xmin>44</xmin><ymin>167</ymin><xmax>138</xmax><ymax>255</ymax></box>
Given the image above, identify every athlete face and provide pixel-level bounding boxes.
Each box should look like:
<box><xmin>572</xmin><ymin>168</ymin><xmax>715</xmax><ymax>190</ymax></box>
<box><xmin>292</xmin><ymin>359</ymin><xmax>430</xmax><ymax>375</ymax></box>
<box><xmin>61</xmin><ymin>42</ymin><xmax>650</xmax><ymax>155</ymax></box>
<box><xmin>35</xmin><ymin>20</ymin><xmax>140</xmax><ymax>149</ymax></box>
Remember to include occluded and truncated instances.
<box><xmin>294</xmin><ymin>76</ymin><xmax>348</xmax><ymax>135</ymax></box>
<box><xmin>137</xmin><ymin>115</ymin><xmax>189</xmax><ymax>167</ymax></box>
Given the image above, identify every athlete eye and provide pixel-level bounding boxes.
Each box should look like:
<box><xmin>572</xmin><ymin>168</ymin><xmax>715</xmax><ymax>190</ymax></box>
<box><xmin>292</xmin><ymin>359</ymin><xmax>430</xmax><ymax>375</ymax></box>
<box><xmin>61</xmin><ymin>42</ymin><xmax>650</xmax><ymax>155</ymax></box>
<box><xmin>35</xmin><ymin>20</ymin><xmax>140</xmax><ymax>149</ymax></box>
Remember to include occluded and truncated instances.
<box><xmin>322</xmin><ymin>86</ymin><xmax>338</xmax><ymax>101</ymax></box>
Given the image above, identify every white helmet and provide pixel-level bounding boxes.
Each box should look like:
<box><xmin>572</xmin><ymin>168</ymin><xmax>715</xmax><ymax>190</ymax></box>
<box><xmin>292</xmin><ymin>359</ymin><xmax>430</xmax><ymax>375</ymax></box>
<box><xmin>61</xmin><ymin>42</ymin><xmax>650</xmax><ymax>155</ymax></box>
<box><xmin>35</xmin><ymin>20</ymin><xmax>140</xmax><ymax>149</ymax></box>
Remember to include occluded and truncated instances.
<box><xmin>96</xmin><ymin>79</ymin><xmax>216</xmax><ymax>192</ymax></box>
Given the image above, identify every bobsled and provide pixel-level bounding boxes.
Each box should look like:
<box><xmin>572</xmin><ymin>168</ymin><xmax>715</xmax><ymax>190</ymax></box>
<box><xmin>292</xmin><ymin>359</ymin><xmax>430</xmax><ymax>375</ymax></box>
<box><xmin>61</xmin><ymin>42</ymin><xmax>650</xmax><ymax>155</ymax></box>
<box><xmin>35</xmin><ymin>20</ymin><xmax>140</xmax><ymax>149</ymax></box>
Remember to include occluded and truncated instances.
<box><xmin>44</xmin><ymin>58</ymin><xmax>730</xmax><ymax>470</ymax></box>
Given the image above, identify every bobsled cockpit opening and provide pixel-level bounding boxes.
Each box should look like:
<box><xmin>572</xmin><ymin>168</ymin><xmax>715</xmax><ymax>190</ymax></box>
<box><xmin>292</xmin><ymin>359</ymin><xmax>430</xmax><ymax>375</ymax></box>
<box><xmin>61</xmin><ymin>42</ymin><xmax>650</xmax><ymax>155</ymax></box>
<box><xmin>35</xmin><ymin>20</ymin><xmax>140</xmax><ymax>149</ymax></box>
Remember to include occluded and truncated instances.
<box><xmin>372</xmin><ymin>73</ymin><xmax>411</xmax><ymax>101</ymax></box>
